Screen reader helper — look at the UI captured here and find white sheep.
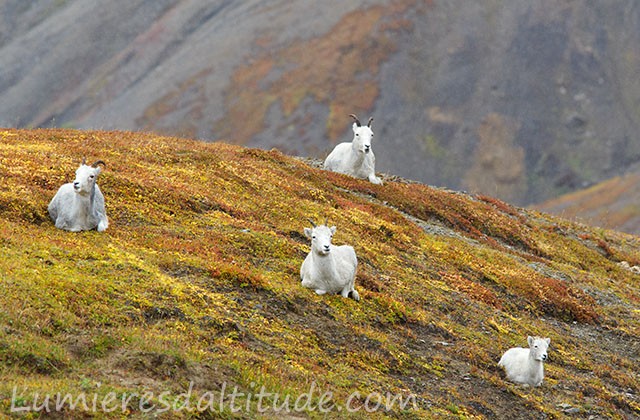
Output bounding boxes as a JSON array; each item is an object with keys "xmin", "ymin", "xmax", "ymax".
[
  {"xmin": 300, "ymin": 219, "xmax": 360, "ymax": 301},
  {"xmin": 323, "ymin": 114, "xmax": 382, "ymax": 185},
  {"xmin": 48, "ymin": 158, "xmax": 108, "ymax": 232},
  {"xmin": 618, "ymin": 261, "xmax": 640, "ymax": 274},
  {"xmin": 498, "ymin": 336, "xmax": 550, "ymax": 387}
]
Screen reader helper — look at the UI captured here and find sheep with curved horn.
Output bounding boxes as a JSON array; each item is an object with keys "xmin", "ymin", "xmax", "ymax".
[
  {"xmin": 323, "ymin": 114, "xmax": 382, "ymax": 185},
  {"xmin": 48, "ymin": 158, "xmax": 109, "ymax": 232}
]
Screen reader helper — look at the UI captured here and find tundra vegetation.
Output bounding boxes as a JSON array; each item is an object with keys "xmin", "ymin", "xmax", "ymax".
[{"xmin": 0, "ymin": 128, "xmax": 638, "ymax": 418}]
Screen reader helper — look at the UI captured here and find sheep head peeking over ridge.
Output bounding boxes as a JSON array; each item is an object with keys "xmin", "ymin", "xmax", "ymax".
[
  {"xmin": 323, "ymin": 114, "xmax": 382, "ymax": 185},
  {"xmin": 48, "ymin": 158, "xmax": 108, "ymax": 232},
  {"xmin": 300, "ymin": 219, "xmax": 360, "ymax": 301}
]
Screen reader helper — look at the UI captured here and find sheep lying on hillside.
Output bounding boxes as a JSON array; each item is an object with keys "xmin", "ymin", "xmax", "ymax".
[
  {"xmin": 618, "ymin": 261, "xmax": 640, "ymax": 274},
  {"xmin": 48, "ymin": 159, "xmax": 108, "ymax": 232},
  {"xmin": 300, "ymin": 219, "xmax": 360, "ymax": 301},
  {"xmin": 498, "ymin": 336, "xmax": 550, "ymax": 387},
  {"xmin": 323, "ymin": 114, "xmax": 382, "ymax": 185}
]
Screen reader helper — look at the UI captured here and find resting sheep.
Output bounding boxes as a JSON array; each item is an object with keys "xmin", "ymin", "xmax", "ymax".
[
  {"xmin": 618, "ymin": 261, "xmax": 640, "ymax": 274},
  {"xmin": 324, "ymin": 114, "xmax": 382, "ymax": 185},
  {"xmin": 48, "ymin": 158, "xmax": 108, "ymax": 232},
  {"xmin": 300, "ymin": 219, "xmax": 360, "ymax": 301},
  {"xmin": 498, "ymin": 336, "xmax": 550, "ymax": 387}
]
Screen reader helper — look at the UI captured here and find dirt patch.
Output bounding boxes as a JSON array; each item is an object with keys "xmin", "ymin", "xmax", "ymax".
[{"xmin": 98, "ymin": 349, "xmax": 238, "ymax": 393}]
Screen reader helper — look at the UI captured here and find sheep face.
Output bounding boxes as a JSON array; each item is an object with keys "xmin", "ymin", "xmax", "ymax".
[
  {"xmin": 352, "ymin": 123, "xmax": 374, "ymax": 154},
  {"xmin": 304, "ymin": 225, "xmax": 337, "ymax": 256},
  {"xmin": 528, "ymin": 336, "xmax": 550, "ymax": 361},
  {"xmin": 73, "ymin": 164, "xmax": 101, "ymax": 196}
]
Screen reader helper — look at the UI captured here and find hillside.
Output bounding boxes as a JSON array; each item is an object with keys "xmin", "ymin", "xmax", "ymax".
[
  {"xmin": 535, "ymin": 170, "xmax": 640, "ymax": 236},
  {"xmin": 0, "ymin": 128, "xmax": 638, "ymax": 418},
  {"xmin": 3, "ymin": 0, "xmax": 640, "ymax": 206}
]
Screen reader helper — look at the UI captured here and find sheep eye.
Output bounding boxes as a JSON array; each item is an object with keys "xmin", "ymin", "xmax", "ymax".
[
  {"xmin": 89, "ymin": 175, "xmax": 95, "ymax": 179},
  {"xmin": 312, "ymin": 236, "xmax": 316, "ymax": 239}
]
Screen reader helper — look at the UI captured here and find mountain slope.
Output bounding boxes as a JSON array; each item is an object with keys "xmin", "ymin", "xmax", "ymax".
[
  {"xmin": 0, "ymin": 128, "xmax": 638, "ymax": 418},
  {"xmin": 3, "ymin": 1, "xmax": 640, "ymax": 205},
  {"xmin": 534, "ymin": 170, "xmax": 640, "ymax": 236}
]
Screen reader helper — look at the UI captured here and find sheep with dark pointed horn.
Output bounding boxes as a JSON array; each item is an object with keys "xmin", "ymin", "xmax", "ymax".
[
  {"xmin": 48, "ymin": 158, "xmax": 109, "ymax": 232},
  {"xmin": 323, "ymin": 114, "xmax": 382, "ymax": 184}
]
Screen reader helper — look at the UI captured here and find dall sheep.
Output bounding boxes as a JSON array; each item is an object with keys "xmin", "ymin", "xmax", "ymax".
[
  {"xmin": 618, "ymin": 261, "xmax": 640, "ymax": 274},
  {"xmin": 323, "ymin": 114, "xmax": 382, "ymax": 185},
  {"xmin": 300, "ymin": 219, "xmax": 360, "ymax": 301},
  {"xmin": 498, "ymin": 336, "xmax": 550, "ymax": 387},
  {"xmin": 48, "ymin": 158, "xmax": 108, "ymax": 232}
]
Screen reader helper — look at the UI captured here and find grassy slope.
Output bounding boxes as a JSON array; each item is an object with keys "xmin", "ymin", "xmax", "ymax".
[
  {"xmin": 534, "ymin": 171, "xmax": 640, "ymax": 236},
  {"xmin": 0, "ymin": 128, "xmax": 638, "ymax": 419}
]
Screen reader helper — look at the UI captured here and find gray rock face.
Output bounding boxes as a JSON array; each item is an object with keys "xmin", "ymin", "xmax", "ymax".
[{"xmin": 2, "ymin": 0, "xmax": 640, "ymax": 205}]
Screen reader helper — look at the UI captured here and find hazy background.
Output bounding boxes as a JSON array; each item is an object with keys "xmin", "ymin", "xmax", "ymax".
[{"xmin": 2, "ymin": 0, "xmax": 640, "ymax": 231}]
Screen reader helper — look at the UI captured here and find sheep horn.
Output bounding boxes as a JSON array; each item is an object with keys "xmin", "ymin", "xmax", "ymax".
[
  {"xmin": 307, "ymin": 218, "xmax": 317, "ymax": 227},
  {"xmin": 367, "ymin": 117, "xmax": 374, "ymax": 127},
  {"xmin": 349, "ymin": 114, "xmax": 362, "ymax": 127},
  {"xmin": 324, "ymin": 217, "xmax": 329, "ymax": 226},
  {"xmin": 81, "ymin": 157, "xmax": 87, "ymax": 165},
  {"xmin": 91, "ymin": 160, "xmax": 106, "ymax": 169}
]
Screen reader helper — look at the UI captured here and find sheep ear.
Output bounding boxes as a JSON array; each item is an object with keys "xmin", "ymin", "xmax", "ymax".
[
  {"xmin": 304, "ymin": 228, "xmax": 313, "ymax": 239},
  {"xmin": 352, "ymin": 122, "xmax": 359, "ymax": 132},
  {"xmin": 330, "ymin": 226, "xmax": 337, "ymax": 235},
  {"xmin": 545, "ymin": 337, "xmax": 550, "ymax": 345},
  {"xmin": 527, "ymin": 336, "xmax": 534, "ymax": 346}
]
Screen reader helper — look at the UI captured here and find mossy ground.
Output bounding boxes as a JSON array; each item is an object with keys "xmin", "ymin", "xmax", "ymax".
[{"xmin": 0, "ymin": 128, "xmax": 638, "ymax": 418}]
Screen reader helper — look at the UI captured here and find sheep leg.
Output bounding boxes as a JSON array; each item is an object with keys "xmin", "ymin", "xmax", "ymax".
[
  {"xmin": 55, "ymin": 218, "xmax": 69, "ymax": 230},
  {"xmin": 301, "ymin": 277, "xmax": 315, "ymax": 288},
  {"xmin": 341, "ymin": 284, "xmax": 360, "ymax": 301},
  {"xmin": 347, "ymin": 274, "xmax": 360, "ymax": 301},
  {"xmin": 368, "ymin": 173, "xmax": 383, "ymax": 185},
  {"xmin": 349, "ymin": 289, "xmax": 360, "ymax": 302},
  {"xmin": 97, "ymin": 217, "xmax": 108, "ymax": 232},
  {"xmin": 301, "ymin": 278, "xmax": 326, "ymax": 295}
]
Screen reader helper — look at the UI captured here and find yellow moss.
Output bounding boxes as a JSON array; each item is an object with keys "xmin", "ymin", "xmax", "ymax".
[{"xmin": 0, "ymin": 128, "xmax": 637, "ymax": 418}]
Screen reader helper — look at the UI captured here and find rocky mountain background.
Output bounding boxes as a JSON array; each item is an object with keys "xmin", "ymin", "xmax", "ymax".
[{"xmin": 2, "ymin": 0, "xmax": 640, "ymax": 207}]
